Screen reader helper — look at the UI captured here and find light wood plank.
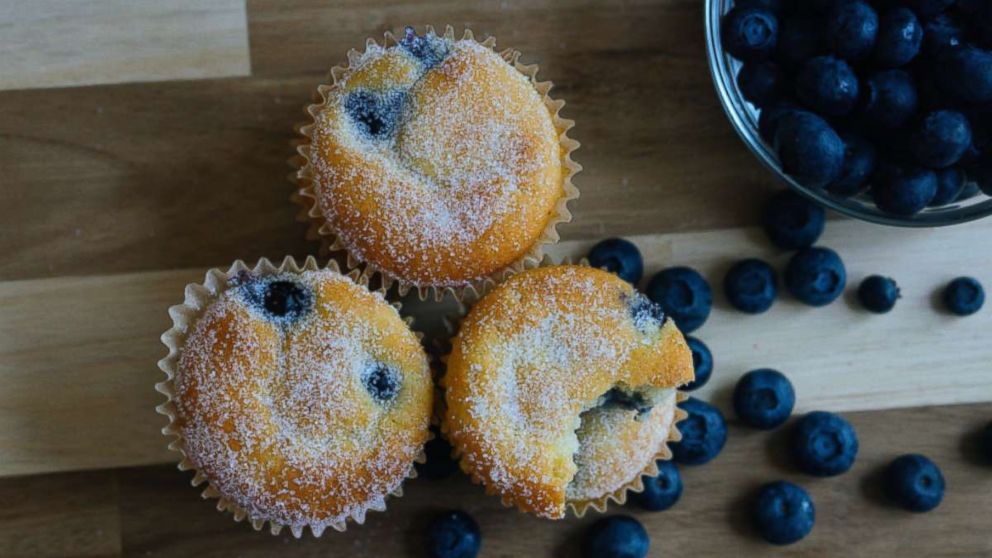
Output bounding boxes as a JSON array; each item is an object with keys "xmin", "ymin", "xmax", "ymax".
[
  {"xmin": 2, "ymin": 217, "xmax": 991, "ymax": 477},
  {"xmin": 0, "ymin": 0, "xmax": 250, "ymax": 91}
]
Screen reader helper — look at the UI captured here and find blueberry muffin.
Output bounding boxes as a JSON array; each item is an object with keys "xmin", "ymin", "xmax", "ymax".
[
  {"xmin": 157, "ymin": 258, "xmax": 432, "ymax": 536},
  {"xmin": 441, "ymin": 265, "xmax": 694, "ymax": 518},
  {"xmin": 294, "ymin": 26, "xmax": 580, "ymax": 295}
]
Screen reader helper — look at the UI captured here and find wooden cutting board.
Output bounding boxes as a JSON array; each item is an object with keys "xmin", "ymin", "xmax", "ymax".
[{"xmin": 1, "ymin": 1, "xmax": 991, "ymax": 557}]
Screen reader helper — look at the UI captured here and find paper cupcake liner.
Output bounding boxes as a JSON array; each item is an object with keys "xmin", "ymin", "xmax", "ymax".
[
  {"xmin": 437, "ymin": 256, "xmax": 690, "ymax": 518},
  {"xmin": 290, "ymin": 25, "xmax": 582, "ymax": 302},
  {"xmin": 155, "ymin": 255, "xmax": 430, "ymax": 537}
]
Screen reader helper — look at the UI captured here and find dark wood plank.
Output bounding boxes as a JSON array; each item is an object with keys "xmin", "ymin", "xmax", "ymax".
[
  {"xmin": 0, "ymin": 470, "xmax": 121, "ymax": 558},
  {"xmin": 111, "ymin": 403, "xmax": 992, "ymax": 557},
  {"xmin": 0, "ymin": 0, "xmax": 774, "ymax": 282}
]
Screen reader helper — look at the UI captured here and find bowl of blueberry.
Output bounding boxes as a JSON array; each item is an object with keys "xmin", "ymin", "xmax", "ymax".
[{"xmin": 705, "ymin": 0, "xmax": 992, "ymax": 226}]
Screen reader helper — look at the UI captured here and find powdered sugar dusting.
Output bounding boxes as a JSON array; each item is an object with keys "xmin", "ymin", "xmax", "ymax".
[
  {"xmin": 173, "ymin": 270, "xmax": 431, "ymax": 531},
  {"xmin": 444, "ymin": 266, "xmax": 688, "ymax": 517},
  {"xmin": 310, "ymin": 35, "xmax": 563, "ymax": 286}
]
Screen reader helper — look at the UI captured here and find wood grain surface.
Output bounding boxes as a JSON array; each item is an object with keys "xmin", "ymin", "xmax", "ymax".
[{"xmin": 1, "ymin": 0, "xmax": 991, "ymax": 556}]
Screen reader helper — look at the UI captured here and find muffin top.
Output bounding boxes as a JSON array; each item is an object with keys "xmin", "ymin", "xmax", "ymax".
[
  {"xmin": 304, "ymin": 28, "xmax": 571, "ymax": 288},
  {"xmin": 442, "ymin": 265, "xmax": 693, "ymax": 518},
  {"xmin": 172, "ymin": 268, "xmax": 432, "ymax": 533}
]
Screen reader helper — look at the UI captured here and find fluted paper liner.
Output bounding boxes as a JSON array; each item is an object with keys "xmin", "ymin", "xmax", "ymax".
[
  {"xmin": 155, "ymin": 256, "xmax": 430, "ymax": 537},
  {"xmin": 290, "ymin": 25, "xmax": 582, "ymax": 302},
  {"xmin": 437, "ymin": 256, "xmax": 691, "ymax": 519}
]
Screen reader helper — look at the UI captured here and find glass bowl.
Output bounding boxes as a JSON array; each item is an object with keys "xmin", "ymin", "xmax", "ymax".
[{"xmin": 703, "ymin": 0, "xmax": 992, "ymax": 227}]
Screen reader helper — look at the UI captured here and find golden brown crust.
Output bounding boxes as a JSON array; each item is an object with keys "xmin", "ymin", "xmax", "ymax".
[{"xmin": 442, "ymin": 265, "xmax": 693, "ymax": 518}]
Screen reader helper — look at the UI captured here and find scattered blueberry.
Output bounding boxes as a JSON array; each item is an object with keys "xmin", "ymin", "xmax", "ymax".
[
  {"xmin": 600, "ymin": 388, "xmax": 655, "ymax": 417},
  {"xmin": 583, "ymin": 515, "xmax": 650, "ymax": 558},
  {"xmin": 784, "ymin": 247, "xmax": 847, "ymax": 307},
  {"xmin": 763, "ymin": 190, "xmax": 827, "ymax": 250},
  {"xmin": 399, "ymin": 26, "xmax": 449, "ymax": 68},
  {"xmin": 935, "ymin": 46, "xmax": 992, "ymax": 105},
  {"xmin": 721, "ymin": 6, "xmax": 780, "ymax": 62},
  {"xmin": 627, "ymin": 291, "xmax": 666, "ymax": 334},
  {"xmin": 588, "ymin": 238, "xmax": 644, "ymax": 284},
  {"xmin": 859, "ymin": 69, "xmax": 919, "ymax": 129},
  {"xmin": 884, "ymin": 454, "xmax": 945, "ymax": 512},
  {"xmin": 776, "ymin": 18, "xmax": 824, "ymax": 69},
  {"xmin": 912, "ymin": 111, "xmax": 972, "ymax": 169},
  {"xmin": 872, "ymin": 7, "xmax": 923, "ymax": 68},
  {"xmin": 921, "ymin": 13, "xmax": 964, "ymax": 56},
  {"xmin": 825, "ymin": 1, "xmax": 879, "ymax": 61},
  {"xmin": 738, "ymin": 61, "xmax": 786, "ymax": 108},
  {"xmin": 631, "ymin": 461, "xmax": 683, "ymax": 512},
  {"xmin": 240, "ymin": 278, "xmax": 314, "ymax": 322},
  {"xmin": 417, "ymin": 427, "xmax": 459, "ymax": 480},
  {"xmin": 724, "ymin": 258, "xmax": 778, "ymax": 313},
  {"xmin": 683, "ymin": 336, "xmax": 713, "ymax": 392},
  {"xmin": 645, "ymin": 267, "xmax": 712, "ymax": 333},
  {"xmin": 363, "ymin": 363, "xmax": 402, "ymax": 403},
  {"xmin": 796, "ymin": 56, "xmax": 860, "ymax": 116},
  {"xmin": 857, "ymin": 275, "xmax": 901, "ymax": 313},
  {"xmin": 733, "ymin": 369, "xmax": 796, "ymax": 430},
  {"xmin": 773, "ymin": 110, "xmax": 846, "ymax": 187},
  {"xmin": 753, "ymin": 481, "xmax": 816, "ymax": 545},
  {"xmin": 828, "ymin": 132, "xmax": 877, "ymax": 196},
  {"xmin": 792, "ymin": 411, "xmax": 859, "ymax": 476},
  {"xmin": 425, "ymin": 510, "xmax": 481, "ymax": 558},
  {"xmin": 943, "ymin": 276, "xmax": 985, "ymax": 316},
  {"xmin": 343, "ymin": 89, "xmax": 405, "ymax": 140},
  {"xmin": 930, "ymin": 167, "xmax": 966, "ymax": 206},
  {"xmin": 671, "ymin": 397, "xmax": 728, "ymax": 466},
  {"xmin": 872, "ymin": 165, "xmax": 938, "ymax": 215}
]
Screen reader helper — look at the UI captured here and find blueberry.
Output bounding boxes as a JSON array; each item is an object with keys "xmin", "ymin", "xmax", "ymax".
[
  {"xmin": 930, "ymin": 167, "xmax": 967, "ymax": 205},
  {"xmin": 935, "ymin": 46, "xmax": 992, "ymax": 105},
  {"xmin": 600, "ymin": 388, "xmax": 654, "ymax": 417},
  {"xmin": 796, "ymin": 56, "xmax": 860, "ymax": 116},
  {"xmin": 753, "ymin": 481, "xmax": 816, "ymax": 545},
  {"xmin": 724, "ymin": 259, "xmax": 778, "ymax": 313},
  {"xmin": 884, "ymin": 454, "xmax": 945, "ymax": 512},
  {"xmin": 362, "ymin": 363, "xmax": 401, "ymax": 403},
  {"xmin": 758, "ymin": 101, "xmax": 800, "ymax": 143},
  {"xmin": 943, "ymin": 276, "xmax": 985, "ymax": 315},
  {"xmin": 733, "ymin": 369, "xmax": 796, "ymax": 430},
  {"xmin": 343, "ymin": 89, "xmax": 405, "ymax": 140},
  {"xmin": 981, "ymin": 421, "xmax": 992, "ymax": 464},
  {"xmin": 645, "ymin": 267, "xmax": 712, "ymax": 333},
  {"xmin": 774, "ymin": 111, "xmax": 846, "ymax": 187},
  {"xmin": 873, "ymin": 7, "xmax": 923, "ymax": 67},
  {"xmin": 425, "ymin": 510, "xmax": 481, "ymax": 558},
  {"xmin": 738, "ymin": 61, "xmax": 786, "ymax": 108},
  {"xmin": 825, "ymin": 1, "xmax": 879, "ymax": 61},
  {"xmin": 921, "ymin": 13, "xmax": 964, "ymax": 56},
  {"xmin": 785, "ymin": 247, "xmax": 847, "ymax": 306},
  {"xmin": 583, "ymin": 515, "xmax": 649, "ymax": 558},
  {"xmin": 792, "ymin": 411, "xmax": 859, "ymax": 476},
  {"xmin": 859, "ymin": 69, "xmax": 919, "ymax": 129},
  {"xmin": 721, "ymin": 7, "xmax": 780, "ymax": 62},
  {"xmin": 913, "ymin": 110, "xmax": 972, "ymax": 169},
  {"xmin": 399, "ymin": 26, "xmax": 449, "ymax": 68},
  {"xmin": 775, "ymin": 18, "xmax": 824, "ymax": 69},
  {"xmin": 671, "ymin": 397, "xmax": 728, "ymax": 466},
  {"xmin": 243, "ymin": 279, "xmax": 314, "ymax": 322},
  {"xmin": 416, "ymin": 427, "xmax": 459, "ymax": 480},
  {"xmin": 763, "ymin": 191, "xmax": 826, "ymax": 250},
  {"xmin": 683, "ymin": 336, "xmax": 713, "ymax": 392},
  {"xmin": 872, "ymin": 165, "xmax": 938, "ymax": 215},
  {"xmin": 588, "ymin": 238, "xmax": 644, "ymax": 284},
  {"xmin": 627, "ymin": 291, "xmax": 666, "ymax": 333},
  {"xmin": 631, "ymin": 461, "xmax": 683, "ymax": 512},
  {"xmin": 828, "ymin": 132, "xmax": 877, "ymax": 196},
  {"xmin": 857, "ymin": 275, "xmax": 901, "ymax": 313}
]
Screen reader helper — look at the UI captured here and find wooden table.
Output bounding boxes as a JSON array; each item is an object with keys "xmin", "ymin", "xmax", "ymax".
[{"xmin": 2, "ymin": 1, "xmax": 991, "ymax": 556}]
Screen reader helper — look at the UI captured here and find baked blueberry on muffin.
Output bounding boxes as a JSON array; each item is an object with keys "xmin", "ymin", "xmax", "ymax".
[
  {"xmin": 157, "ymin": 258, "xmax": 433, "ymax": 536},
  {"xmin": 441, "ymin": 265, "xmax": 694, "ymax": 518},
  {"xmin": 294, "ymin": 27, "xmax": 580, "ymax": 295}
]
